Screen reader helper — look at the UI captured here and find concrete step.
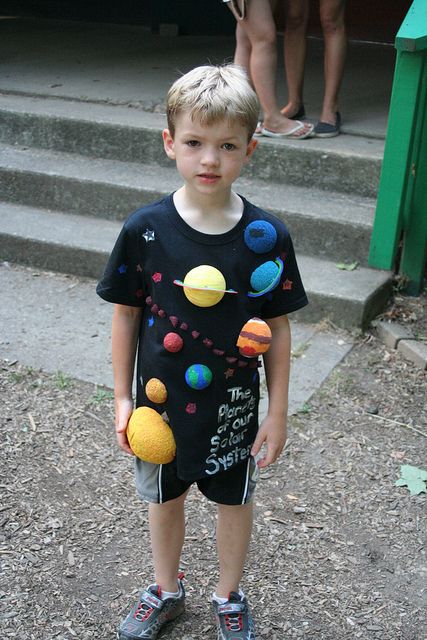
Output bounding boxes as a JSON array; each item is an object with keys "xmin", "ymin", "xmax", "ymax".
[
  {"xmin": 0, "ymin": 93, "xmax": 384, "ymax": 197},
  {"xmin": 0, "ymin": 143, "xmax": 376, "ymax": 265},
  {"xmin": 0, "ymin": 202, "xmax": 392, "ymax": 329}
]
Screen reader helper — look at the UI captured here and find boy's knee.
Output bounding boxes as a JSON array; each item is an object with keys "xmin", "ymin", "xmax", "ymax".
[{"xmin": 217, "ymin": 502, "xmax": 253, "ymax": 514}]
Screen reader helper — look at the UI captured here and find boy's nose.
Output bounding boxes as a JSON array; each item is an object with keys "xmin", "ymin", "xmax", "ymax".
[{"xmin": 201, "ymin": 148, "xmax": 220, "ymax": 167}]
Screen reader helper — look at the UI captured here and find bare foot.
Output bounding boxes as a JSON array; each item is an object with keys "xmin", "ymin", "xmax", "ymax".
[
  {"xmin": 280, "ymin": 102, "xmax": 305, "ymax": 119},
  {"xmin": 318, "ymin": 109, "xmax": 339, "ymax": 125}
]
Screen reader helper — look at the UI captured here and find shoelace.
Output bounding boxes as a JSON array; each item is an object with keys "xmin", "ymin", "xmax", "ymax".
[
  {"xmin": 134, "ymin": 600, "xmax": 154, "ymax": 623},
  {"xmin": 224, "ymin": 611, "xmax": 243, "ymax": 632}
]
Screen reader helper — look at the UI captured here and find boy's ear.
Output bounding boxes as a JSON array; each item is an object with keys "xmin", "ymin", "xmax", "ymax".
[
  {"xmin": 162, "ymin": 129, "xmax": 176, "ymax": 160},
  {"xmin": 245, "ymin": 138, "xmax": 258, "ymax": 161}
]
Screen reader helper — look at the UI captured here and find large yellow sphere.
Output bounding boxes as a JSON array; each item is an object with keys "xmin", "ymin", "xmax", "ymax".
[
  {"xmin": 127, "ymin": 407, "xmax": 176, "ymax": 464},
  {"xmin": 183, "ymin": 265, "xmax": 226, "ymax": 307}
]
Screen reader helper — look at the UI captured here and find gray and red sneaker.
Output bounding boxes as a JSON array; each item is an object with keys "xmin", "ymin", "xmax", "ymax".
[
  {"xmin": 117, "ymin": 576, "xmax": 185, "ymax": 639},
  {"xmin": 212, "ymin": 592, "xmax": 256, "ymax": 640}
]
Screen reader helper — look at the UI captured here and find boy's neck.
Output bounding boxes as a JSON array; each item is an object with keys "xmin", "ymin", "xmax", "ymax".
[{"xmin": 173, "ymin": 186, "xmax": 244, "ymax": 235}]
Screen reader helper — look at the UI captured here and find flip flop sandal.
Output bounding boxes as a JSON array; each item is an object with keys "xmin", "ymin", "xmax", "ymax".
[
  {"xmin": 254, "ymin": 120, "xmax": 264, "ymax": 136},
  {"xmin": 314, "ymin": 112, "xmax": 341, "ymax": 138},
  {"xmin": 261, "ymin": 120, "xmax": 314, "ymax": 140}
]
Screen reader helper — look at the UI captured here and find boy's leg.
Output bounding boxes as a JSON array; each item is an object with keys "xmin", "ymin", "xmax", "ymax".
[
  {"xmin": 149, "ymin": 491, "xmax": 188, "ymax": 593},
  {"xmin": 118, "ymin": 491, "xmax": 188, "ymax": 640},
  {"xmin": 215, "ymin": 502, "xmax": 253, "ymax": 597}
]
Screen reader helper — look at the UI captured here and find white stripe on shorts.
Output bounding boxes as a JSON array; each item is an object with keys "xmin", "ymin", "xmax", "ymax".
[
  {"xmin": 241, "ymin": 457, "xmax": 251, "ymax": 504},
  {"xmin": 158, "ymin": 464, "xmax": 163, "ymax": 504}
]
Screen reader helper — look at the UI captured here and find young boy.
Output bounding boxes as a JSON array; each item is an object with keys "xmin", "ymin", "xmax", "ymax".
[{"xmin": 97, "ymin": 64, "xmax": 308, "ymax": 640}]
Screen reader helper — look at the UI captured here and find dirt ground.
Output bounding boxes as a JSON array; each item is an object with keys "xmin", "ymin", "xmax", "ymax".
[{"xmin": 1, "ymin": 292, "xmax": 426, "ymax": 640}]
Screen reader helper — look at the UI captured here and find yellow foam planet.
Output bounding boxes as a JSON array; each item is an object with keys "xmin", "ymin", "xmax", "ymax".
[
  {"xmin": 174, "ymin": 265, "xmax": 237, "ymax": 307},
  {"xmin": 127, "ymin": 407, "xmax": 176, "ymax": 464}
]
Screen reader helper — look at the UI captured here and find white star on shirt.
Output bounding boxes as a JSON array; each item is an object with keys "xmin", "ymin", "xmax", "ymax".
[{"xmin": 142, "ymin": 229, "xmax": 155, "ymax": 242}]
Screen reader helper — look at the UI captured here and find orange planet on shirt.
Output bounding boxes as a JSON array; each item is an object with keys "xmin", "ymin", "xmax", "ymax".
[
  {"xmin": 145, "ymin": 378, "xmax": 168, "ymax": 404},
  {"xmin": 237, "ymin": 317, "xmax": 272, "ymax": 358}
]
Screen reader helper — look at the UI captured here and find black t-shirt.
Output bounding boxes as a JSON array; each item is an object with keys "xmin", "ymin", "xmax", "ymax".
[{"xmin": 97, "ymin": 194, "xmax": 308, "ymax": 481}]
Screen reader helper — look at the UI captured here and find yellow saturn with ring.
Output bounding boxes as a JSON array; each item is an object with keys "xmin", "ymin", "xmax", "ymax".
[{"xmin": 174, "ymin": 265, "xmax": 237, "ymax": 307}]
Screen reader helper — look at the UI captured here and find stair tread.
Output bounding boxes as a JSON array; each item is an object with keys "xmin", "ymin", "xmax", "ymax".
[
  {"xmin": 0, "ymin": 143, "xmax": 375, "ymax": 227},
  {"xmin": 0, "ymin": 202, "xmax": 390, "ymax": 301},
  {"xmin": 0, "ymin": 93, "xmax": 385, "ymax": 158}
]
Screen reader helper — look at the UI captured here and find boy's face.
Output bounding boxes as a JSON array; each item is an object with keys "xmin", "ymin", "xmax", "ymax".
[{"xmin": 163, "ymin": 111, "xmax": 257, "ymax": 199}]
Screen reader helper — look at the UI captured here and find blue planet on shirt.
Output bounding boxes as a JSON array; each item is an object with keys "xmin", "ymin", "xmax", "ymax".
[
  {"xmin": 244, "ymin": 220, "xmax": 277, "ymax": 254},
  {"xmin": 185, "ymin": 364, "xmax": 213, "ymax": 390},
  {"xmin": 247, "ymin": 257, "xmax": 284, "ymax": 297}
]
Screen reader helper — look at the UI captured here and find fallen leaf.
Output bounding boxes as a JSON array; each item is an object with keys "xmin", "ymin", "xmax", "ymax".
[
  {"xmin": 336, "ymin": 261, "xmax": 359, "ymax": 271},
  {"xmin": 395, "ymin": 464, "xmax": 427, "ymax": 495}
]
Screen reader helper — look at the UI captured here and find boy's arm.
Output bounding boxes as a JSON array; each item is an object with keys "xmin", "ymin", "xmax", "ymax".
[
  {"xmin": 251, "ymin": 315, "xmax": 291, "ymax": 468},
  {"xmin": 112, "ymin": 303, "xmax": 142, "ymax": 455}
]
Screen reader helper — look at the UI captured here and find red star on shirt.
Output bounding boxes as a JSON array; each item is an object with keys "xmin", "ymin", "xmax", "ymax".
[{"xmin": 283, "ymin": 279, "xmax": 293, "ymax": 291}]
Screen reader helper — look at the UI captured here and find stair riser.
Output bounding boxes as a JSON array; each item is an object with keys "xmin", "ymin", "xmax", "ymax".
[
  {"xmin": 249, "ymin": 144, "xmax": 381, "ymax": 198},
  {"xmin": 1, "ymin": 168, "xmax": 372, "ymax": 264},
  {"xmin": 0, "ymin": 110, "xmax": 381, "ymax": 197},
  {"xmin": 0, "ymin": 110, "xmax": 165, "ymax": 168},
  {"xmin": 0, "ymin": 169, "xmax": 163, "ymax": 220},
  {"xmin": 270, "ymin": 209, "xmax": 371, "ymax": 265},
  {"xmin": 0, "ymin": 235, "xmax": 107, "ymax": 280},
  {"xmin": 294, "ymin": 281, "xmax": 392, "ymax": 330},
  {"xmin": 0, "ymin": 233, "xmax": 388, "ymax": 328}
]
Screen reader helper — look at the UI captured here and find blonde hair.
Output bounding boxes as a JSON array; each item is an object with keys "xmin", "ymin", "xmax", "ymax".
[{"xmin": 166, "ymin": 64, "xmax": 260, "ymax": 140}]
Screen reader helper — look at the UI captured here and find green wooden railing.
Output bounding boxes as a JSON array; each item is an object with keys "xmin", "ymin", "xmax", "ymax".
[{"xmin": 368, "ymin": 0, "xmax": 427, "ymax": 295}]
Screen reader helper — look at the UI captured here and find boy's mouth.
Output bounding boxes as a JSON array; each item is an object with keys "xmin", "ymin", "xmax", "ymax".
[{"xmin": 198, "ymin": 173, "xmax": 220, "ymax": 182}]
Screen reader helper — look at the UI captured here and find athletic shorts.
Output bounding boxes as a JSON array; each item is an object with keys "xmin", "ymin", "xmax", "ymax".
[{"xmin": 134, "ymin": 456, "xmax": 259, "ymax": 505}]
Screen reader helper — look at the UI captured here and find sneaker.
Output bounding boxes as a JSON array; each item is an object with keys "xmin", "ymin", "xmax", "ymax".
[
  {"xmin": 118, "ymin": 577, "xmax": 185, "ymax": 639},
  {"xmin": 212, "ymin": 592, "xmax": 256, "ymax": 640}
]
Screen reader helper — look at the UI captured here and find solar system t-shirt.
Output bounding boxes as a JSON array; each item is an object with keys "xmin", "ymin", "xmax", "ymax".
[{"xmin": 97, "ymin": 194, "xmax": 308, "ymax": 481}]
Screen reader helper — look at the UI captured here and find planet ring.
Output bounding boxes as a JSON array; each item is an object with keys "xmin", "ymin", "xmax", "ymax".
[
  {"xmin": 247, "ymin": 258, "xmax": 284, "ymax": 298},
  {"xmin": 174, "ymin": 280, "xmax": 237, "ymax": 294}
]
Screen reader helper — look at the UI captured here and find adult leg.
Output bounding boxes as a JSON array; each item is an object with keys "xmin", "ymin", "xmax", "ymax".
[
  {"xmin": 149, "ymin": 492, "xmax": 187, "ymax": 592},
  {"xmin": 215, "ymin": 502, "xmax": 253, "ymax": 597},
  {"xmin": 319, "ymin": 0, "xmax": 346, "ymax": 124},
  {"xmin": 282, "ymin": 0, "xmax": 309, "ymax": 117},
  {"xmin": 239, "ymin": 0, "xmax": 312, "ymax": 136},
  {"xmin": 234, "ymin": 22, "xmax": 252, "ymax": 74}
]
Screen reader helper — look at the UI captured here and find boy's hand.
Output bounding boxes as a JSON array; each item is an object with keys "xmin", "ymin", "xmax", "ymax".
[
  {"xmin": 115, "ymin": 397, "xmax": 135, "ymax": 456},
  {"xmin": 251, "ymin": 413, "xmax": 287, "ymax": 468}
]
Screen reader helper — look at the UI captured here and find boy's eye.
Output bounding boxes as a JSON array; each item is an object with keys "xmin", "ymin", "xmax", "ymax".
[
  {"xmin": 186, "ymin": 140, "xmax": 200, "ymax": 147},
  {"xmin": 222, "ymin": 143, "xmax": 236, "ymax": 151}
]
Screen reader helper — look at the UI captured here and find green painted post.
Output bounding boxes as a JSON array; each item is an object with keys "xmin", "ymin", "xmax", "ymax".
[
  {"xmin": 399, "ymin": 58, "xmax": 427, "ymax": 295},
  {"xmin": 368, "ymin": 0, "xmax": 427, "ymax": 293},
  {"xmin": 368, "ymin": 52, "xmax": 422, "ymax": 269}
]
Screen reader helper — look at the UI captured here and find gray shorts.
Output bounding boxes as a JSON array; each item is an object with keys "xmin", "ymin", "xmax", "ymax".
[{"xmin": 134, "ymin": 456, "xmax": 259, "ymax": 505}]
